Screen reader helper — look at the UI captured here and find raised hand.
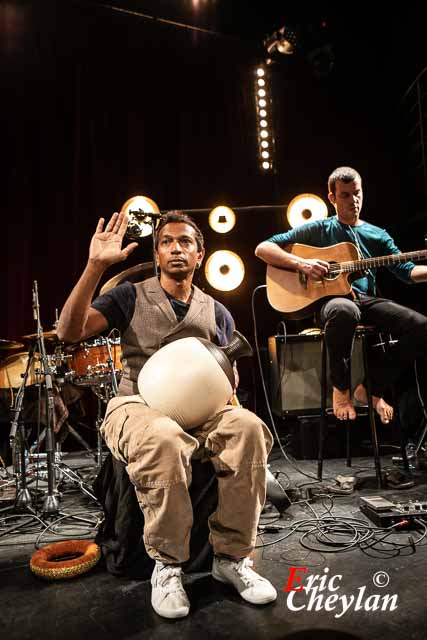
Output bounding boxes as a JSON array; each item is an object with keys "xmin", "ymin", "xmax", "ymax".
[{"xmin": 89, "ymin": 212, "xmax": 139, "ymax": 268}]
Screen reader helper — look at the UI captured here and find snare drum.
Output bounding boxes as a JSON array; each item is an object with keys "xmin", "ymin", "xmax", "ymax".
[{"xmin": 70, "ymin": 338, "xmax": 122, "ymax": 386}]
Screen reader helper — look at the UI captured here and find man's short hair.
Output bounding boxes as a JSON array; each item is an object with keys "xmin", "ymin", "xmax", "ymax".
[
  {"xmin": 155, "ymin": 211, "xmax": 204, "ymax": 251},
  {"xmin": 328, "ymin": 167, "xmax": 362, "ymax": 195}
]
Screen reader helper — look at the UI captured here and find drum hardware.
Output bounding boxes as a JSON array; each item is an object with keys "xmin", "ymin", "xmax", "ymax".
[
  {"xmin": 67, "ymin": 337, "xmax": 122, "ymax": 387},
  {"xmin": 29, "ymin": 280, "xmax": 60, "ymax": 516},
  {"xmin": 7, "ymin": 325, "xmax": 122, "ymax": 503},
  {"xmin": 29, "ymin": 421, "xmax": 95, "ymax": 459},
  {"xmin": 27, "ymin": 330, "xmax": 122, "ymax": 490},
  {"xmin": 9, "ymin": 340, "xmax": 39, "ymax": 512},
  {"xmin": 104, "ymin": 333, "xmax": 119, "ymax": 396},
  {"xmin": 92, "ymin": 332, "xmax": 120, "ymax": 469},
  {"xmin": 0, "ymin": 338, "xmax": 24, "ymax": 350},
  {"xmin": 53, "ymin": 460, "xmax": 98, "ymax": 503}
]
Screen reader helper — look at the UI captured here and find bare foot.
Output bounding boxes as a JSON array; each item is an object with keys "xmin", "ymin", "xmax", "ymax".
[
  {"xmin": 333, "ymin": 387, "xmax": 356, "ymax": 421},
  {"xmin": 374, "ymin": 397, "xmax": 394, "ymax": 424},
  {"xmin": 353, "ymin": 384, "xmax": 394, "ymax": 424}
]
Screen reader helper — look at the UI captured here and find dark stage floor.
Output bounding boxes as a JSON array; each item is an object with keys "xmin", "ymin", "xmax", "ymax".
[{"xmin": 1, "ymin": 447, "xmax": 427, "ymax": 640}]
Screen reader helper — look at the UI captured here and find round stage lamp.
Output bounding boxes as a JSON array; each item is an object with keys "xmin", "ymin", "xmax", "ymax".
[
  {"xmin": 209, "ymin": 206, "xmax": 236, "ymax": 234},
  {"xmin": 138, "ymin": 331, "xmax": 253, "ymax": 429},
  {"xmin": 286, "ymin": 193, "xmax": 328, "ymax": 229},
  {"xmin": 121, "ymin": 195, "xmax": 160, "ymax": 238},
  {"xmin": 205, "ymin": 251, "xmax": 245, "ymax": 292}
]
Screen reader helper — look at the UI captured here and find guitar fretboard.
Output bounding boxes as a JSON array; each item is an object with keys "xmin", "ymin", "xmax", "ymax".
[{"xmin": 329, "ymin": 249, "xmax": 427, "ymax": 275}]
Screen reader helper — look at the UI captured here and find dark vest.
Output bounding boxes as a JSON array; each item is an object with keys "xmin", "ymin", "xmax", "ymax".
[{"xmin": 118, "ymin": 277, "xmax": 217, "ymax": 396}]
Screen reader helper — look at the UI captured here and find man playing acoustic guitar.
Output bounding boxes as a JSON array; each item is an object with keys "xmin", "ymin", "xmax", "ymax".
[{"xmin": 255, "ymin": 166, "xmax": 427, "ymax": 423}]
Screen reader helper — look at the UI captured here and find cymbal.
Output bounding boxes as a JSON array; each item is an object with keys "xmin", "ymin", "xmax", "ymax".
[
  {"xmin": 100, "ymin": 261, "xmax": 154, "ymax": 295},
  {"xmin": 22, "ymin": 330, "xmax": 58, "ymax": 341},
  {"xmin": 0, "ymin": 338, "xmax": 24, "ymax": 350}
]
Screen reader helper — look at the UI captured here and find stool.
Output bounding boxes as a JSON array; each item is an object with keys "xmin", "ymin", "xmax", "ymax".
[{"xmin": 317, "ymin": 326, "xmax": 384, "ymax": 488}]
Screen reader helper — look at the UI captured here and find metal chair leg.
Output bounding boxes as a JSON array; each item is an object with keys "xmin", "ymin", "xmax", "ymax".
[
  {"xmin": 318, "ymin": 332, "xmax": 328, "ymax": 480},
  {"xmin": 346, "ymin": 420, "xmax": 352, "ymax": 467},
  {"xmin": 361, "ymin": 332, "xmax": 384, "ymax": 488}
]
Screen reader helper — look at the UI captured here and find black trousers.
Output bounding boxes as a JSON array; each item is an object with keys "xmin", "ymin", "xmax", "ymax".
[{"xmin": 320, "ymin": 294, "xmax": 427, "ymax": 396}]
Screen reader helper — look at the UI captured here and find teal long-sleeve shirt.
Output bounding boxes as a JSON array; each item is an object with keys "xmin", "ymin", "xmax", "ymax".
[{"xmin": 266, "ymin": 216, "xmax": 415, "ymax": 296}]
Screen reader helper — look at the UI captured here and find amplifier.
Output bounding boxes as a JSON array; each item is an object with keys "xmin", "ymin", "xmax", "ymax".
[
  {"xmin": 268, "ymin": 333, "xmax": 365, "ymax": 416},
  {"xmin": 360, "ymin": 495, "xmax": 427, "ymax": 528}
]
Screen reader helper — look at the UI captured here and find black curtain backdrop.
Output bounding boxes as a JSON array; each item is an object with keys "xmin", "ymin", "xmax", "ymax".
[{"xmin": 2, "ymin": 0, "xmax": 426, "ymax": 352}]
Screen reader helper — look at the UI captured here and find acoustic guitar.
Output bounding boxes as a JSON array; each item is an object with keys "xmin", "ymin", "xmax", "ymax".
[{"xmin": 266, "ymin": 241, "xmax": 427, "ymax": 318}]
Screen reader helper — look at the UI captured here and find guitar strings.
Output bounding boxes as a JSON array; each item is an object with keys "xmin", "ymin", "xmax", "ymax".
[{"xmin": 327, "ymin": 224, "xmax": 375, "ymax": 284}]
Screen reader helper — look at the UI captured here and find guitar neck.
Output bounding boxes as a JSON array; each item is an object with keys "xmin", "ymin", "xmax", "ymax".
[{"xmin": 337, "ymin": 249, "xmax": 427, "ymax": 273}]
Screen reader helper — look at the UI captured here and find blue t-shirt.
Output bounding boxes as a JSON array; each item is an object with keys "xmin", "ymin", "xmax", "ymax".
[
  {"xmin": 91, "ymin": 281, "xmax": 234, "ymax": 347},
  {"xmin": 267, "ymin": 216, "xmax": 415, "ymax": 296}
]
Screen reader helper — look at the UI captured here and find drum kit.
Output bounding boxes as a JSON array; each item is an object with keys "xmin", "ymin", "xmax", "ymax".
[
  {"xmin": 0, "ymin": 296, "xmax": 123, "ymax": 516},
  {"xmin": 0, "ymin": 256, "xmax": 156, "ymax": 516},
  {"xmin": 0, "ymin": 334, "xmax": 122, "ymax": 394}
]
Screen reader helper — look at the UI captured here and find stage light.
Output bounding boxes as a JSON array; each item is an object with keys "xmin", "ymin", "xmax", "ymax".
[
  {"xmin": 264, "ymin": 25, "xmax": 299, "ymax": 56},
  {"xmin": 205, "ymin": 250, "xmax": 245, "ymax": 291},
  {"xmin": 121, "ymin": 195, "xmax": 160, "ymax": 238},
  {"xmin": 208, "ymin": 206, "xmax": 236, "ymax": 234},
  {"xmin": 254, "ymin": 65, "xmax": 275, "ymax": 172},
  {"xmin": 286, "ymin": 193, "xmax": 328, "ymax": 229}
]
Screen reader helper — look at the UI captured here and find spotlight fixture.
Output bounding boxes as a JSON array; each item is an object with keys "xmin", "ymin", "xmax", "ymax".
[
  {"xmin": 286, "ymin": 193, "xmax": 328, "ymax": 229},
  {"xmin": 121, "ymin": 195, "xmax": 160, "ymax": 238},
  {"xmin": 254, "ymin": 65, "xmax": 275, "ymax": 172},
  {"xmin": 209, "ymin": 206, "xmax": 236, "ymax": 234},
  {"xmin": 205, "ymin": 250, "xmax": 245, "ymax": 292},
  {"xmin": 264, "ymin": 22, "xmax": 334, "ymax": 78},
  {"xmin": 264, "ymin": 25, "xmax": 298, "ymax": 56}
]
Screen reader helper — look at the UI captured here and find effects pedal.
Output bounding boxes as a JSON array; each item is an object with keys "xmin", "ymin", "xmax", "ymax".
[{"xmin": 360, "ymin": 495, "xmax": 427, "ymax": 528}]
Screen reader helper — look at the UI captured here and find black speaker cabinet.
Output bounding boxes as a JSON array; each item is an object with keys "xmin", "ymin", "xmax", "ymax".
[{"xmin": 268, "ymin": 333, "xmax": 365, "ymax": 416}]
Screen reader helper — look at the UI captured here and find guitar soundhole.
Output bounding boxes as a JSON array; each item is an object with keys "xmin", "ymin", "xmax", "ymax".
[{"xmin": 324, "ymin": 261, "xmax": 341, "ymax": 281}]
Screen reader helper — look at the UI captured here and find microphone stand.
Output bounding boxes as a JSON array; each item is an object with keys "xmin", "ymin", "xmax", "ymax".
[
  {"xmin": 91, "ymin": 336, "xmax": 119, "ymax": 470},
  {"xmin": 105, "ymin": 336, "xmax": 119, "ymax": 397},
  {"xmin": 32, "ymin": 280, "xmax": 60, "ymax": 515},
  {"xmin": 9, "ymin": 341, "xmax": 38, "ymax": 511}
]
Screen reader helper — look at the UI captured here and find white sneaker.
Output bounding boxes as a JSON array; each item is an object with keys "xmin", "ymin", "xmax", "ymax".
[
  {"xmin": 212, "ymin": 556, "xmax": 277, "ymax": 605},
  {"xmin": 151, "ymin": 561, "xmax": 190, "ymax": 619}
]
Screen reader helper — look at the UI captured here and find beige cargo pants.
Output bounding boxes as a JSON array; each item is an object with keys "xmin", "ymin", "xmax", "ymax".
[{"xmin": 101, "ymin": 401, "xmax": 273, "ymax": 564}]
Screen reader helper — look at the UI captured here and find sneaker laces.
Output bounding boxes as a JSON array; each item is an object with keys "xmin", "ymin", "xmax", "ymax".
[
  {"xmin": 233, "ymin": 557, "xmax": 260, "ymax": 587},
  {"xmin": 154, "ymin": 565, "xmax": 185, "ymax": 594}
]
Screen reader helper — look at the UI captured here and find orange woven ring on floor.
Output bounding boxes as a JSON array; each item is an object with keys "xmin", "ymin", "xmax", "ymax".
[{"xmin": 30, "ymin": 540, "xmax": 101, "ymax": 580}]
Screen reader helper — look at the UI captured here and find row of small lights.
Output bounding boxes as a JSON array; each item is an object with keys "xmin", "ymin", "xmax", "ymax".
[{"xmin": 255, "ymin": 66, "xmax": 273, "ymax": 171}]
